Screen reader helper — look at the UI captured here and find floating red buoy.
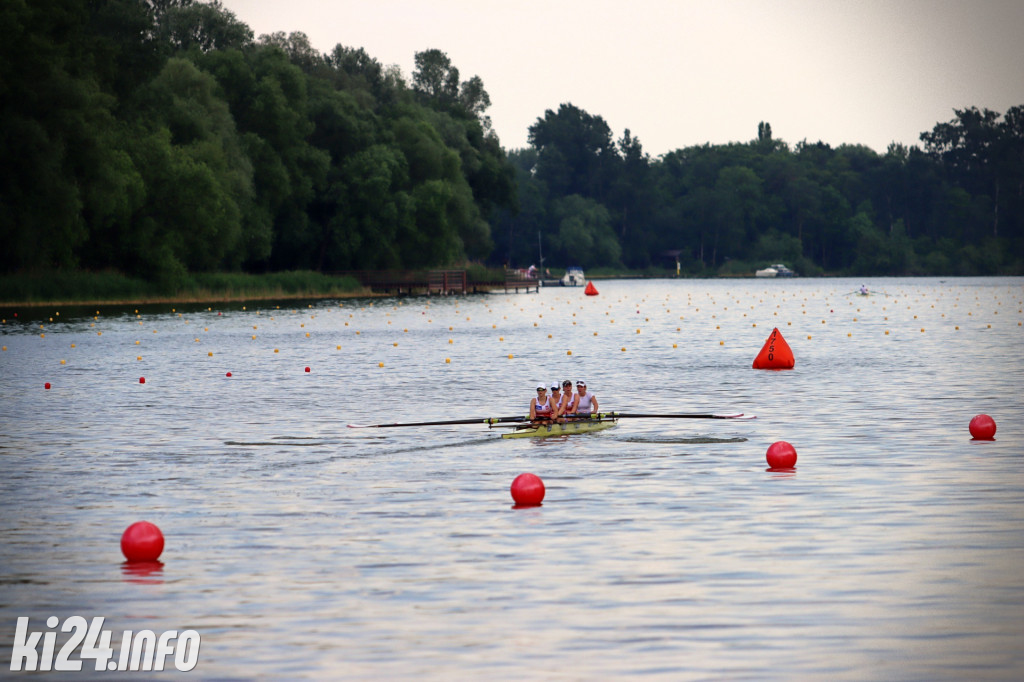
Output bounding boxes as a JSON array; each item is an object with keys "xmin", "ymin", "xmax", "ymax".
[
  {"xmin": 584, "ymin": 281, "xmax": 599, "ymax": 296},
  {"xmin": 44, "ymin": 382, "xmax": 51, "ymax": 390},
  {"xmin": 511, "ymin": 473, "xmax": 545, "ymax": 506},
  {"xmin": 969, "ymin": 414, "xmax": 996, "ymax": 440},
  {"xmin": 304, "ymin": 366, "xmax": 310, "ymax": 373},
  {"xmin": 766, "ymin": 441, "xmax": 797, "ymax": 469},
  {"xmin": 121, "ymin": 521, "xmax": 164, "ymax": 562},
  {"xmin": 225, "ymin": 372, "xmax": 232, "ymax": 377},
  {"xmin": 753, "ymin": 327, "xmax": 795, "ymax": 370},
  {"xmin": 139, "ymin": 377, "xmax": 146, "ymax": 384}
]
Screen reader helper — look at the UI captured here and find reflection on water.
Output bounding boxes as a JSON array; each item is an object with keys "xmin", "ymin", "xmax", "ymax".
[{"xmin": 1, "ymin": 277, "xmax": 1023, "ymax": 679}]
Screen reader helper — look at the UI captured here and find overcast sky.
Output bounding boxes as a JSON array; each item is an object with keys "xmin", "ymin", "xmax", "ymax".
[{"xmin": 218, "ymin": 0, "xmax": 1024, "ymax": 157}]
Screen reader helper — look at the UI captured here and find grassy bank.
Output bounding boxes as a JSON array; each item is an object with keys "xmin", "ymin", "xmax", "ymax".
[{"xmin": 0, "ymin": 270, "xmax": 366, "ymax": 306}]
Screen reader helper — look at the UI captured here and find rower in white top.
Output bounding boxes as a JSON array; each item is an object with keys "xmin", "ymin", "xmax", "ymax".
[
  {"xmin": 572, "ymin": 380, "xmax": 598, "ymax": 417},
  {"xmin": 530, "ymin": 383, "xmax": 555, "ymax": 424}
]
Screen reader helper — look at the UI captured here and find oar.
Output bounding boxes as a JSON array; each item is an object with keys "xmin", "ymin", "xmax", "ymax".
[
  {"xmin": 568, "ymin": 412, "xmax": 756, "ymax": 420},
  {"xmin": 347, "ymin": 415, "xmax": 530, "ymax": 429}
]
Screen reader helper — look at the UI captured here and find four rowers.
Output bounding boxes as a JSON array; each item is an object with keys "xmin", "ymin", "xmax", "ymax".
[{"xmin": 530, "ymin": 380, "xmax": 598, "ymax": 424}]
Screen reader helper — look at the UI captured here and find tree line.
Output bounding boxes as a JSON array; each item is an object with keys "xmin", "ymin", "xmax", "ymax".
[
  {"xmin": 2, "ymin": 0, "xmax": 1021, "ymax": 283},
  {"xmin": 496, "ymin": 106, "xmax": 1024, "ymax": 276}
]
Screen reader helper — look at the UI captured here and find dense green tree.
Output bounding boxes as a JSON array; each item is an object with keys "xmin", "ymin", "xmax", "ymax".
[{"xmin": 2, "ymin": 0, "xmax": 1019, "ymax": 280}]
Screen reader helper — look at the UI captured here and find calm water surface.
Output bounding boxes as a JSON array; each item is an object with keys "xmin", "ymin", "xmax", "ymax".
[{"xmin": 1, "ymin": 277, "xmax": 1022, "ymax": 679}]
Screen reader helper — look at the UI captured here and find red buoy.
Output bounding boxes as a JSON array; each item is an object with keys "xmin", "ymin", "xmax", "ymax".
[
  {"xmin": 753, "ymin": 327, "xmax": 795, "ymax": 370},
  {"xmin": 121, "ymin": 521, "xmax": 164, "ymax": 562},
  {"xmin": 139, "ymin": 377, "xmax": 146, "ymax": 384},
  {"xmin": 584, "ymin": 281, "xmax": 599, "ymax": 296},
  {"xmin": 969, "ymin": 414, "xmax": 996, "ymax": 440},
  {"xmin": 225, "ymin": 372, "xmax": 232, "ymax": 377},
  {"xmin": 44, "ymin": 382, "xmax": 51, "ymax": 390},
  {"xmin": 766, "ymin": 441, "xmax": 797, "ymax": 469},
  {"xmin": 511, "ymin": 473, "xmax": 545, "ymax": 506},
  {"xmin": 304, "ymin": 366, "xmax": 311, "ymax": 373}
]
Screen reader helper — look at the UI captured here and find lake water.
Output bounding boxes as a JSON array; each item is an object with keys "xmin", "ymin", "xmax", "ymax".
[{"xmin": 1, "ymin": 277, "xmax": 1022, "ymax": 680}]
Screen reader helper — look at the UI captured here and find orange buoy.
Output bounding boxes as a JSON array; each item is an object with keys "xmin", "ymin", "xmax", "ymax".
[
  {"xmin": 752, "ymin": 327, "xmax": 795, "ymax": 370},
  {"xmin": 584, "ymin": 281, "xmax": 599, "ymax": 296}
]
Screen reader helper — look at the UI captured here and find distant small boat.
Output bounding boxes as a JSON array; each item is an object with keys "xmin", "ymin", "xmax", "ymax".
[
  {"xmin": 755, "ymin": 263, "xmax": 796, "ymax": 278},
  {"xmin": 561, "ymin": 267, "xmax": 586, "ymax": 286}
]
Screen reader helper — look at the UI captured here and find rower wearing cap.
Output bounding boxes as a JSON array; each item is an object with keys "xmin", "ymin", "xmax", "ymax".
[
  {"xmin": 548, "ymin": 382, "xmax": 566, "ymax": 422},
  {"xmin": 530, "ymin": 383, "xmax": 555, "ymax": 424},
  {"xmin": 559, "ymin": 379, "xmax": 575, "ymax": 418},
  {"xmin": 573, "ymin": 380, "xmax": 598, "ymax": 417}
]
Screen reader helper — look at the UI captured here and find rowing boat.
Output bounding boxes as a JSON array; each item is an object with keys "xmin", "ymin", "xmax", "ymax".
[
  {"xmin": 347, "ymin": 412, "xmax": 752, "ymax": 437},
  {"xmin": 500, "ymin": 418, "xmax": 618, "ymax": 439}
]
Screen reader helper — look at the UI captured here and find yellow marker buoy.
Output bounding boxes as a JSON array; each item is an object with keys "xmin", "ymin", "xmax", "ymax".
[
  {"xmin": 60, "ymin": 359, "xmax": 66, "ymax": 365},
  {"xmin": 567, "ymin": 350, "xmax": 572, "ymax": 355},
  {"xmin": 508, "ymin": 354, "xmax": 513, "ymax": 359},
  {"xmin": 445, "ymin": 358, "xmax": 450, "ymax": 363},
  {"xmin": 337, "ymin": 345, "xmax": 341, "ymax": 350},
  {"xmin": 274, "ymin": 349, "xmax": 279, "ymax": 353},
  {"xmin": 208, "ymin": 351, "xmax": 213, "ymax": 357},
  {"xmin": 378, "ymin": 362, "xmax": 384, "ymax": 367}
]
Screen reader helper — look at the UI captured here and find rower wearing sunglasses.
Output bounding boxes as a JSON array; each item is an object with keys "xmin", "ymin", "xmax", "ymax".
[
  {"xmin": 530, "ymin": 383, "xmax": 555, "ymax": 424},
  {"xmin": 558, "ymin": 379, "xmax": 575, "ymax": 418},
  {"xmin": 547, "ymin": 382, "xmax": 568, "ymax": 423},
  {"xmin": 572, "ymin": 380, "xmax": 598, "ymax": 418}
]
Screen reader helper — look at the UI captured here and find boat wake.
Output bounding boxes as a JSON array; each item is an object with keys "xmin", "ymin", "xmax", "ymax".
[
  {"xmin": 617, "ymin": 436, "xmax": 748, "ymax": 444},
  {"xmin": 387, "ymin": 437, "xmax": 496, "ymax": 454}
]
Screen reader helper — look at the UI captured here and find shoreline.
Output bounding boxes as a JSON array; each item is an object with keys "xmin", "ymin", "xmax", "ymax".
[{"xmin": 0, "ymin": 288, "xmax": 379, "ymax": 309}]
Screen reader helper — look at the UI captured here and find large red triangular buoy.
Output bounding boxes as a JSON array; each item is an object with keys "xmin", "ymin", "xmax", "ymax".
[
  {"xmin": 752, "ymin": 327, "xmax": 795, "ymax": 369},
  {"xmin": 584, "ymin": 281, "xmax": 598, "ymax": 296}
]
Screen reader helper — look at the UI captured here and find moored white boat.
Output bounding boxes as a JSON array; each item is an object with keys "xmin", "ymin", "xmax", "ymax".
[
  {"xmin": 561, "ymin": 267, "xmax": 586, "ymax": 286},
  {"xmin": 755, "ymin": 263, "xmax": 796, "ymax": 277}
]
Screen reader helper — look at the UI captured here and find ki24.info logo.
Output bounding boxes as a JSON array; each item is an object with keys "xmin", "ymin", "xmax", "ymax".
[{"xmin": 10, "ymin": 616, "xmax": 200, "ymax": 672}]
